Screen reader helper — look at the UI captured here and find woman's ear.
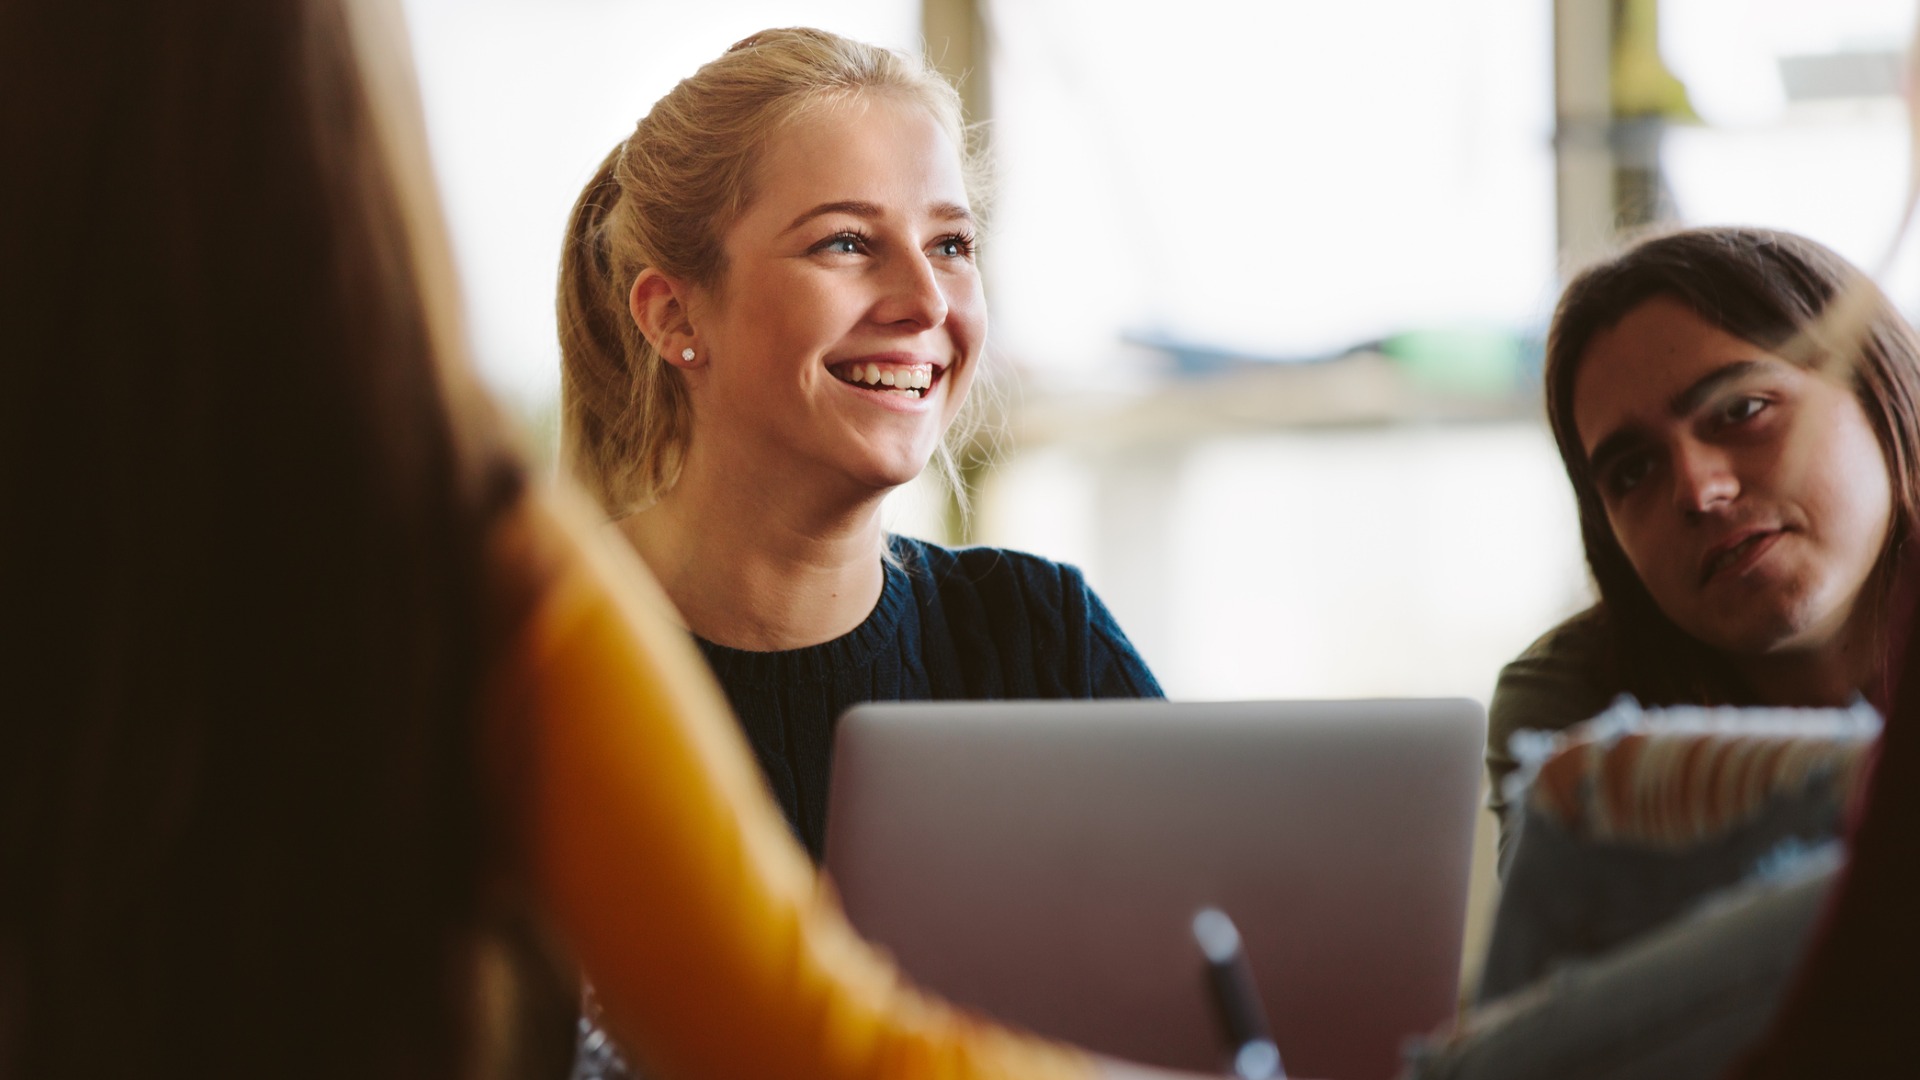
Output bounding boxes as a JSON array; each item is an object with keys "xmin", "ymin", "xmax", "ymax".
[{"xmin": 629, "ymin": 268, "xmax": 703, "ymax": 367}]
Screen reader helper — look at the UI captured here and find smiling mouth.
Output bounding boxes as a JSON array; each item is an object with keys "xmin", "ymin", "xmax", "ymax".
[
  {"xmin": 830, "ymin": 361, "xmax": 937, "ymax": 399},
  {"xmin": 1700, "ymin": 530, "xmax": 1781, "ymax": 585}
]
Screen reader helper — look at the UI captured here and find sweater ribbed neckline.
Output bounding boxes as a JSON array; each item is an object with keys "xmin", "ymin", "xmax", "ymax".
[{"xmin": 692, "ymin": 539, "xmax": 916, "ymax": 688}]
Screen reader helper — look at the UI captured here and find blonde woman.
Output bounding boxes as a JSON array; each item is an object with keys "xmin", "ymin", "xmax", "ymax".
[{"xmin": 560, "ymin": 29, "xmax": 1162, "ymax": 859}]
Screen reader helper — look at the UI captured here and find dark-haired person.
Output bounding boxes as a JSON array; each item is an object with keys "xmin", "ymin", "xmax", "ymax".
[
  {"xmin": 0, "ymin": 2, "xmax": 1210, "ymax": 1078},
  {"xmin": 1486, "ymin": 226, "xmax": 1920, "ymax": 848}
]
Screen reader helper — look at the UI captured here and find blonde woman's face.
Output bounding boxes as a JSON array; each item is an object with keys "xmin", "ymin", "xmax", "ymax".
[{"xmin": 688, "ymin": 95, "xmax": 983, "ymax": 496}]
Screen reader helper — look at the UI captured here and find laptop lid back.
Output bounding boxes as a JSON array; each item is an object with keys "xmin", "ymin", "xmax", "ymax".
[{"xmin": 822, "ymin": 698, "xmax": 1485, "ymax": 1080}]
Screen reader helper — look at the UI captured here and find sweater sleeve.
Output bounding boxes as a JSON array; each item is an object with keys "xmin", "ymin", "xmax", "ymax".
[
  {"xmin": 1486, "ymin": 609, "xmax": 1617, "ymax": 852},
  {"xmin": 510, "ymin": 497, "xmax": 1094, "ymax": 1080}
]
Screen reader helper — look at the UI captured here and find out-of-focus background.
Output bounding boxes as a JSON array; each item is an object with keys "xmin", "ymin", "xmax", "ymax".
[{"xmin": 401, "ymin": 0, "xmax": 1918, "ymax": 983}]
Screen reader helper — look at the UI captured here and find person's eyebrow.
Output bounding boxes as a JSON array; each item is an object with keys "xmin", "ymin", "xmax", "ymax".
[
  {"xmin": 782, "ymin": 200, "xmax": 883, "ymax": 235},
  {"xmin": 929, "ymin": 201, "xmax": 974, "ymax": 224},
  {"xmin": 782, "ymin": 200, "xmax": 975, "ymax": 235},
  {"xmin": 1585, "ymin": 359, "xmax": 1772, "ymax": 479},
  {"xmin": 1669, "ymin": 359, "xmax": 1767, "ymax": 416}
]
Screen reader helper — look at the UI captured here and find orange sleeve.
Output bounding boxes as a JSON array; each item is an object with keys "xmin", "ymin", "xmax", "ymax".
[{"xmin": 512, "ymin": 494, "xmax": 1095, "ymax": 1080}]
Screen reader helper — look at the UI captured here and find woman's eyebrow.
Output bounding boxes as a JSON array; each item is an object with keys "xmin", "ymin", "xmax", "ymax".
[
  {"xmin": 1670, "ymin": 359, "xmax": 1769, "ymax": 415},
  {"xmin": 783, "ymin": 200, "xmax": 974, "ymax": 235},
  {"xmin": 782, "ymin": 200, "xmax": 882, "ymax": 235}
]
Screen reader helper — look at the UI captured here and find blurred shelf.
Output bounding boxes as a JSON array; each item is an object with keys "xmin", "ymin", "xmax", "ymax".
[{"xmin": 1006, "ymin": 352, "xmax": 1542, "ymax": 451}]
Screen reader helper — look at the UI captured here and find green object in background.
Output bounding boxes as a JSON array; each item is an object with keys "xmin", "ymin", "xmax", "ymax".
[{"xmin": 1380, "ymin": 326, "xmax": 1526, "ymax": 397}]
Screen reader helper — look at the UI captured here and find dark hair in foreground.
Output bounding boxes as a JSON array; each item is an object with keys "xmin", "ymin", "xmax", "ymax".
[
  {"xmin": 0, "ymin": 0, "xmax": 555, "ymax": 1076},
  {"xmin": 1543, "ymin": 226, "xmax": 1920, "ymax": 705}
]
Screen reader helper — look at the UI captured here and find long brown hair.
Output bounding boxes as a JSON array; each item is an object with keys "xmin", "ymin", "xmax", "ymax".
[
  {"xmin": 1543, "ymin": 226, "xmax": 1920, "ymax": 705},
  {"xmin": 0, "ymin": 0, "xmax": 543, "ymax": 1076}
]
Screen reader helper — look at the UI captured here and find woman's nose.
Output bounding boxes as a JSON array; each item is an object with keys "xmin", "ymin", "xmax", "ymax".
[
  {"xmin": 1672, "ymin": 440, "xmax": 1740, "ymax": 515},
  {"xmin": 874, "ymin": 251, "xmax": 949, "ymax": 329}
]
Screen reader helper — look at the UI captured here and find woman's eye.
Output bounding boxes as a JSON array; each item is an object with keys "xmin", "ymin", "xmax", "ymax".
[
  {"xmin": 1717, "ymin": 396, "xmax": 1767, "ymax": 425},
  {"xmin": 931, "ymin": 234, "xmax": 975, "ymax": 259},
  {"xmin": 1608, "ymin": 454, "xmax": 1653, "ymax": 496},
  {"xmin": 815, "ymin": 232, "xmax": 867, "ymax": 256}
]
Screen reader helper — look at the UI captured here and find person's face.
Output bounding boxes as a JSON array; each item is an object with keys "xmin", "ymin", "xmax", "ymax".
[
  {"xmin": 686, "ymin": 93, "xmax": 982, "ymax": 495},
  {"xmin": 1573, "ymin": 295, "xmax": 1894, "ymax": 658}
]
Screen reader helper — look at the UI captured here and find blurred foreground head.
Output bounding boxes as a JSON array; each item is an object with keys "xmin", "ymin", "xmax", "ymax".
[{"xmin": 0, "ymin": 0, "xmax": 538, "ymax": 1076}]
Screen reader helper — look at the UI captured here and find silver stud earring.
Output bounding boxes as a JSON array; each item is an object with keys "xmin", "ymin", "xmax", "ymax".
[{"xmin": 680, "ymin": 347, "xmax": 696, "ymax": 363}]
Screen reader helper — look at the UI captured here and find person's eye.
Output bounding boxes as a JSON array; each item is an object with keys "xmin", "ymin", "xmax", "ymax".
[
  {"xmin": 812, "ymin": 230, "xmax": 870, "ymax": 256},
  {"xmin": 930, "ymin": 232, "xmax": 976, "ymax": 259},
  {"xmin": 1607, "ymin": 453, "xmax": 1654, "ymax": 497},
  {"xmin": 1717, "ymin": 395, "xmax": 1767, "ymax": 426}
]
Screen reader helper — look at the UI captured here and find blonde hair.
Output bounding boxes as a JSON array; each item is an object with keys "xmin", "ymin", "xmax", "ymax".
[{"xmin": 558, "ymin": 27, "xmax": 981, "ymax": 517}]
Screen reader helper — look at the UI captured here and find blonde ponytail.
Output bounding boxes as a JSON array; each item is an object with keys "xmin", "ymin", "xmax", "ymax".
[{"xmin": 557, "ymin": 145, "xmax": 690, "ymax": 515}]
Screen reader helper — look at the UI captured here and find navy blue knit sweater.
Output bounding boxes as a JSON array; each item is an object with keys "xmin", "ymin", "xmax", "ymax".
[{"xmin": 693, "ymin": 535, "xmax": 1163, "ymax": 859}]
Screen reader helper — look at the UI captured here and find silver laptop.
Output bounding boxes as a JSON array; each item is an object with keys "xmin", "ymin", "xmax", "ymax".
[{"xmin": 822, "ymin": 699, "xmax": 1486, "ymax": 1080}]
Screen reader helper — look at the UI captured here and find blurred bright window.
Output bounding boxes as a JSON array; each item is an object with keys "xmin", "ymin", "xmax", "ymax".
[
  {"xmin": 1661, "ymin": 0, "xmax": 1920, "ymax": 293},
  {"xmin": 986, "ymin": 0, "xmax": 1557, "ymax": 380}
]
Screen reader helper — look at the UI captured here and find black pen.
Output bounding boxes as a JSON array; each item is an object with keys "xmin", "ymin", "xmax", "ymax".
[{"xmin": 1192, "ymin": 907, "xmax": 1287, "ymax": 1080}]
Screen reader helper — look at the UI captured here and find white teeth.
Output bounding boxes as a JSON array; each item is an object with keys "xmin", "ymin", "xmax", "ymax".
[{"xmin": 834, "ymin": 362, "xmax": 936, "ymax": 394}]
